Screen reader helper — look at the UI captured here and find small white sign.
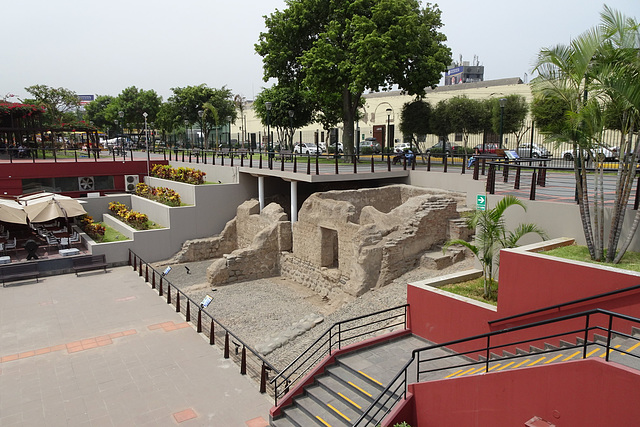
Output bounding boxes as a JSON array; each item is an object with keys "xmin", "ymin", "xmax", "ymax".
[{"xmin": 200, "ymin": 295, "xmax": 213, "ymax": 308}]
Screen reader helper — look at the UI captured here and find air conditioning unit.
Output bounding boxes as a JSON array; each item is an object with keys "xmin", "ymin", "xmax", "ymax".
[
  {"xmin": 124, "ymin": 175, "xmax": 139, "ymax": 192},
  {"xmin": 78, "ymin": 176, "xmax": 95, "ymax": 191}
]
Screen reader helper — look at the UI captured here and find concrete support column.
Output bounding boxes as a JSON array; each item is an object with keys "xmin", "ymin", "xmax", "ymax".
[
  {"xmin": 258, "ymin": 176, "xmax": 265, "ymax": 211},
  {"xmin": 290, "ymin": 180, "xmax": 298, "ymax": 223}
]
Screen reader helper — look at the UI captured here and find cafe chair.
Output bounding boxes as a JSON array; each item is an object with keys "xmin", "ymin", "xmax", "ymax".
[{"xmin": 4, "ymin": 237, "xmax": 17, "ymax": 254}]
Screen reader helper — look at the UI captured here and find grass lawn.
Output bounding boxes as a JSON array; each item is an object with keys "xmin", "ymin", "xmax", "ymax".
[
  {"xmin": 541, "ymin": 245, "xmax": 640, "ymax": 272},
  {"xmin": 92, "ymin": 223, "xmax": 129, "ymax": 243},
  {"xmin": 439, "ymin": 277, "xmax": 498, "ymax": 306}
]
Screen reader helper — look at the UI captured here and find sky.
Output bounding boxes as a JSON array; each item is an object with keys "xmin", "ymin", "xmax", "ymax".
[{"xmin": 2, "ymin": 0, "xmax": 638, "ymax": 103}]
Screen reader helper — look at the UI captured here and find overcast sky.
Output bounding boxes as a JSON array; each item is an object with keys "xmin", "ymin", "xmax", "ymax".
[{"xmin": 3, "ymin": 0, "xmax": 638, "ymax": 102}]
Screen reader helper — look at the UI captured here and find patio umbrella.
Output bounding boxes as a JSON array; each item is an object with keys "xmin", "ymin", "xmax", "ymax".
[
  {"xmin": 19, "ymin": 193, "xmax": 87, "ymax": 223},
  {"xmin": 0, "ymin": 199, "xmax": 28, "ymax": 225}
]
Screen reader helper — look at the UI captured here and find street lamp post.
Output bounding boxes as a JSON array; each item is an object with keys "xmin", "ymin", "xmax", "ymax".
[
  {"xmin": 184, "ymin": 119, "xmax": 189, "ymax": 149},
  {"xmin": 499, "ymin": 98, "xmax": 507, "ymax": 149},
  {"xmin": 265, "ymin": 102, "xmax": 272, "ymax": 167},
  {"xmin": 226, "ymin": 116, "xmax": 232, "ymax": 146},
  {"xmin": 386, "ymin": 107, "xmax": 392, "ymax": 152},
  {"xmin": 198, "ymin": 110, "xmax": 204, "ymax": 149},
  {"xmin": 118, "ymin": 111, "xmax": 124, "ymax": 156},
  {"xmin": 288, "ymin": 110, "xmax": 294, "ymax": 151},
  {"xmin": 143, "ymin": 112, "xmax": 149, "ymax": 176}
]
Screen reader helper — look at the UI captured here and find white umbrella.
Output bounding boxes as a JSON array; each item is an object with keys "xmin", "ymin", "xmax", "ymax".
[
  {"xmin": 0, "ymin": 199, "xmax": 28, "ymax": 225},
  {"xmin": 19, "ymin": 193, "xmax": 87, "ymax": 223}
]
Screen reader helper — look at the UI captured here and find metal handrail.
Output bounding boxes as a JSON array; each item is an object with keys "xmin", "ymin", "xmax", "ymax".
[
  {"xmin": 270, "ymin": 304, "xmax": 409, "ymax": 404},
  {"xmin": 128, "ymin": 249, "xmax": 279, "ymax": 393},
  {"xmin": 353, "ymin": 308, "xmax": 640, "ymax": 426},
  {"xmin": 489, "ymin": 283, "xmax": 640, "ymax": 325}
]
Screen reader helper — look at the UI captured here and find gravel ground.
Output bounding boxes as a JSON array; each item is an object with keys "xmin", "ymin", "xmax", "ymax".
[{"xmin": 153, "ymin": 257, "xmax": 475, "ymax": 371}]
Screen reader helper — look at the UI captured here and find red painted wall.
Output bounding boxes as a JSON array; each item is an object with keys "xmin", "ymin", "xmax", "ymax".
[
  {"xmin": 408, "ymin": 248, "xmax": 640, "ymax": 353},
  {"xmin": 0, "ymin": 160, "xmax": 167, "ymax": 196},
  {"xmin": 386, "ymin": 359, "xmax": 640, "ymax": 427}
]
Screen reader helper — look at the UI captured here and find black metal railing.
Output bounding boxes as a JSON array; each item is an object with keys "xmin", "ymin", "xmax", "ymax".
[
  {"xmin": 489, "ymin": 283, "xmax": 640, "ymax": 325},
  {"xmin": 270, "ymin": 304, "xmax": 409, "ymax": 405},
  {"xmin": 353, "ymin": 308, "xmax": 640, "ymax": 426},
  {"xmin": 128, "ymin": 249, "xmax": 279, "ymax": 396}
]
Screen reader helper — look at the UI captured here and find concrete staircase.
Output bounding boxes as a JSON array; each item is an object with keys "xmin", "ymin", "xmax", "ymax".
[
  {"xmin": 270, "ymin": 334, "xmax": 434, "ymax": 427},
  {"xmin": 271, "ymin": 362, "xmax": 392, "ymax": 426},
  {"xmin": 271, "ymin": 324, "xmax": 640, "ymax": 426}
]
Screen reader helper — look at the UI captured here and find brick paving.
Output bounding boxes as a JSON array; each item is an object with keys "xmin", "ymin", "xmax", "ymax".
[{"xmin": 0, "ymin": 266, "xmax": 272, "ymax": 426}]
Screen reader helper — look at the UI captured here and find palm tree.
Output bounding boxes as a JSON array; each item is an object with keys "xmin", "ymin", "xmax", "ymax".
[
  {"xmin": 531, "ymin": 6, "xmax": 639, "ymax": 263},
  {"xmin": 445, "ymin": 196, "xmax": 547, "ymax": 299}
]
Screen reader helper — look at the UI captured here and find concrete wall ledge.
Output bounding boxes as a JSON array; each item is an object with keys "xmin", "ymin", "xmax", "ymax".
[{"xmin": 409, "ymin": 268, "xmax": 495, "ymax": 312}]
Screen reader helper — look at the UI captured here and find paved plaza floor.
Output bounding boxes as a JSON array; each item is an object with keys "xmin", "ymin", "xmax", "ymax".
[{"xmin": 0, "ymin": 266, "xmax": 272, "ymax": 426}]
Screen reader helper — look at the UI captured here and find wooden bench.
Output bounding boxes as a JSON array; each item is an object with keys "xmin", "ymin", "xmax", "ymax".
[
  {"xmin": 0, "ymin": 263, "xmax": 39, "ymax": 287},
  {"xmin": 72, "ymin": 254, "xmax": 108, "ymax": 276}
]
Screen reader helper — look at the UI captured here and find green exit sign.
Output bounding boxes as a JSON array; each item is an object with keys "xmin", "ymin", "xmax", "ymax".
[{"xmin": 477, "ymin": 195, "xmax": 486, "ymax": 211}]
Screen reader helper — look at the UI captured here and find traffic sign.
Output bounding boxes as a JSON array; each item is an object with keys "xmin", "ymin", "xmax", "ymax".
[{"xmin": 477, "ymin": 195, "xmax": 486, "ymax": 211}]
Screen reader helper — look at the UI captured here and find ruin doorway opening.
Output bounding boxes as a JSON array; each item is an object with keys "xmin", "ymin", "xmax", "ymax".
[{"xmin": 320, "ymin": 227, "xmax": 339, "ymax": 269}]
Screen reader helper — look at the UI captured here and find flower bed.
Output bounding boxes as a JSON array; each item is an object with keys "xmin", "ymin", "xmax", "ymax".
[
  {"xmin": 135, "ymin": 183, "xmax": 182, "ymax": 207},
  {"xmin": 151, "ymin": 164, "xmax": 206, "ymax": 185},
  {"xmin": 108, "ymin": 202, "xmax": 150, "ymax": 230},
  {"xmin": 79, "ymin": 215, "xmax": 106, "ymax": 242}
]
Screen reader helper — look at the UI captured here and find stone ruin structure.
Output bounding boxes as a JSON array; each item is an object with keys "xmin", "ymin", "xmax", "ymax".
[{"xmin": 172, "ymin": 184, "xmax": 472, "ymax": 300}]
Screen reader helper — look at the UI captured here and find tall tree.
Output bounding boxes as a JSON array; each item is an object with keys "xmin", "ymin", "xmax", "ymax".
[
  {"xmin": 532, "ymin": 5, "xmax": 639, "ymax": 263},
  {"xmin": 400, "ymin": 99, "xmax": 432, "ymax": 152},
  {"xmin": 254, "ymin": 85, "xmax": 315, "ymax": 150},
  {"xmin": 23, "ymin": 85, "xmax": 79, "ymax": 126},
  {"xmin": 491, "ymin": 94, "xmax": 530, "ymax": 145},
  {"xmin": 256, "ymin": 0, "xmax": 451, "ymax": 158},
  {"xmin": 84, "ymin": 95, "xmax": 115, "ymax": 133},
  {"xmin": 168, "ymin": 85, "xmax": 236, "ymax": 148},
  {"xmin": 111, "ymin": 87, "xmax": 162, "ymax": 135},
  {"xmin": 448, "ymin": 96, "xmax": 486, "ymax": 152}
]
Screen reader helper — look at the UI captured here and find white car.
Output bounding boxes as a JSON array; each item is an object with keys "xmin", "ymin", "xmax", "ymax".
[
  {"xmin": 394, "ymin": 142, "xmax": 412, "ymax": 152},
  {"xmin": 294, "ymin": 143, "xmax": 320, "ymax": 155},
  {"xmin": 562, "ymin": 146, "xmax": 618, "ymax": 162}
]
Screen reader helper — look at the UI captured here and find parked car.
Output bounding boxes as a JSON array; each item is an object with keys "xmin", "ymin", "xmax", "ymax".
[
  {"xmin": 516, "ymin": 143, "xmax": 550, "ymax": 158},
  {"xmin": 474, "ymin": 143, "xmax": 499, "ymax": 154},
  {"xmin": 360, "ymin": 138, "xmax": 382, "ymax": 153},
  {"xmin": 393, "ymin": 142, "xmax": 412, "ymax": 152},
  {"xmin": 327, "ymin": 142, "xmax": 344, "ymax": 153},
  {"xmin": 426, "ymin": 141, "xmax": 463, "ymax": 155},
  {"xmin": 294, "ymin": 142, "xmax": 320, "ymax": 155},
  {"xmin": 562, "ymin": 145, "xmax": 619, "ymax": 162}
]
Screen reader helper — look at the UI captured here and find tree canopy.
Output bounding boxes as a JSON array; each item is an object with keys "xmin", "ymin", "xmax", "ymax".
[
  {"xmin": 256, "ymin": 0, "xmax": 451, "ymax": 156},
  {"xmin": 23, "ymin": 85, "xmax": 79, "ymax": 126},
  {"xmin": 532, "ymin": 5, "xmax": 640, "ymax": 263}
]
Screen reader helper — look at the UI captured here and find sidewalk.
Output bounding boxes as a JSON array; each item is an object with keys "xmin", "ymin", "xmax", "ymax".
[{"xmin": 0, "ymin": 266, "xmax": 272, "ymax": 427}]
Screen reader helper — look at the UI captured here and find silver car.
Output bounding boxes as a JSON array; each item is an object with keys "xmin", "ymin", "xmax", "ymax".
[{"xmin": 516, "ymin": 143, "xmax": 550, "ymax": 158}]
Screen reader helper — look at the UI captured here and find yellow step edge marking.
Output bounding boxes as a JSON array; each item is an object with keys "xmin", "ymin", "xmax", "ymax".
[
  {"xmin": 316, "ymin": 416, "xmax": 332, "ymax": 427},
  {"xmin": 358, "ymin": 370, "xmax": 383, "ymax": 386},
  {"xmin": 528, "ymin": 357, "xmax": 546, "ymax": 366},
  {"xmin": 470, "ymin": 366, "xmax": 486, "ymax": 375},
  {"xmin": 348, "ymin": 381, "xmax": 372, "ymax": 397},
  {"xmin": 496, "ymin": 361, "xmax": 515, "ymax": 371},
  {"xmin": 456, "ymin": 368, "xmax": 477, "ymax": 377},
  {"xmin": 338, "ymin": 392, "xmax": 361, "ymax": 409},
  {"xmin": 445, "ymin": 369, "xmax": 464, "ymax": 378},
  {"xmin": 563, "ymin": 351, "xmax": 581, "ymax": 361},
  {"xmin": 586, "ymin": 348, "xmax": 601, "ymax": 357},
  {"xmin": 544, "ymin": 354, "xmax": 564, "ymax": 364},
  {"xmin": 327, "ymin": 404, "xmax": 350, "ymax": 422},
  {"xmin": 487, "ymin": 363, "xmax": 502, "ymax": 372},
  {"xmin": 512, "ymin": 359, "xmax": 530, "ymax": 369},
  {"xmin": 600, "ymin": 344, "xmax": 621, "ymax": 358},
  {"xmin": 623, "ymin": 341, "xmax": 640, "ymax": 355}
]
